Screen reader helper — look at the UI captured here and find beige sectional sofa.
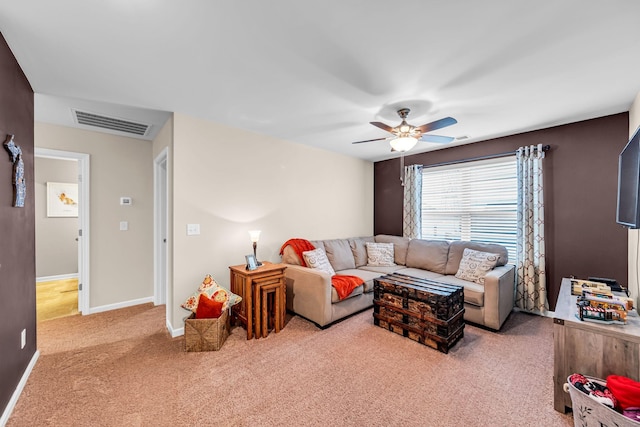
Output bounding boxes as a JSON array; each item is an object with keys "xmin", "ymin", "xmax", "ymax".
[{"xmin": 281, "ymin": 234, "xmax": 516, "ymax": 331}]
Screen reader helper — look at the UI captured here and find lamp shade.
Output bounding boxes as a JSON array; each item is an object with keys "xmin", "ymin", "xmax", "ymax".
[
  {"xmin": 390, "ymin": 136, "xmax": 418, "ymax": 152},
  {"xmin": 248, "ymin": 230, "xmax": 261, "ymax": 243}
]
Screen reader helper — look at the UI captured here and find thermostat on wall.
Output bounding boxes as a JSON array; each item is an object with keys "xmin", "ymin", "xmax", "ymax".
[{"xmin": 120, "ymin": 197, "xmax": 132, "ymax": 206}]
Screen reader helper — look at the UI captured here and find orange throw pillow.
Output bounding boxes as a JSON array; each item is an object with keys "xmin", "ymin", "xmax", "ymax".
[{"xmin": 195, "ymin": 293, "xmax": 223, "ymax": 319}]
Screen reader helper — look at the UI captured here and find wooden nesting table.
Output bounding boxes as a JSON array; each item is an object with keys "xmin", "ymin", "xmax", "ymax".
[{"xmin": 229, "ymin": 262, "xmax": 287, "ymax": 340}]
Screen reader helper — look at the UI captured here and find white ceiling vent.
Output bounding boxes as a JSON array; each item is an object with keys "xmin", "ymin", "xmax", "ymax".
[{"xmin": 72, "ymin": 109, "xmax": 151, "ymax": 136}]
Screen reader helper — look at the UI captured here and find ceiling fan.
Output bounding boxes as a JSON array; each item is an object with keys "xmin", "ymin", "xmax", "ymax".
[{"xmin": 352, "ymin": 108, "xmax": 457, "ymax": 152}]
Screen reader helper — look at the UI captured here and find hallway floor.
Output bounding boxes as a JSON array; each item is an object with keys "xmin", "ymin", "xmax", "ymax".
[{"xmin": 36, "ymin": 278, "xmax": 78, "ymax": 322}]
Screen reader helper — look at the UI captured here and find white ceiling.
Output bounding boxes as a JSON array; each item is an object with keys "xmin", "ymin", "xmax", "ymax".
[{"xmin": 1, "ymin": 1, "xmax": 640, "ymax": 161}]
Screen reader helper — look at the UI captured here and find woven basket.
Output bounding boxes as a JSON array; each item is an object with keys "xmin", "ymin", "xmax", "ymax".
[
  {"xmin": 184, "ymin": 309, "xmax": 230, "ymax": 352},
  {"xmin": 565, "ymin": 375, "xmax": 640, "ymax": 427}
]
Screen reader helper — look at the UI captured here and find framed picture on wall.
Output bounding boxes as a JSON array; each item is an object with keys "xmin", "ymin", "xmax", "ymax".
[{"xmin": 47, "ymin": 182, "xmax": 79, "ymax": 217}]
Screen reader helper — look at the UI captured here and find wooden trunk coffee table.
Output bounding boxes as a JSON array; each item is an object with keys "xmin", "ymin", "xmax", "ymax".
[{"xmin": 373, "ymin": 273, "xmax": 465, "ymax": 354}]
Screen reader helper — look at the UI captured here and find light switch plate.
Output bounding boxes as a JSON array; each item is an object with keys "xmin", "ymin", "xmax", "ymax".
[
  {"xmin": 186, "ymin": 224, "xmax": 200, "ymax": 235},
  {"xmin": 120, "ymin": 221, "xmax": 128, "ymax": 231}
]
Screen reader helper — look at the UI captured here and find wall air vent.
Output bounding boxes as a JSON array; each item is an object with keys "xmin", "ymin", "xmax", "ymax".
[{"xmin": 72, "ymin": 109, "xmax": 151, "ymax": 136}]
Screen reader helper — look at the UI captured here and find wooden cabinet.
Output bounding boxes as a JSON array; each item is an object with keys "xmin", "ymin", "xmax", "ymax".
[
  {"xmin": 229, "ymin": 262, "xmax": 286, "ymax": 340},
  {"xmin": 553, "ymin": 278, "xmax": 640, "ymax": 412}
]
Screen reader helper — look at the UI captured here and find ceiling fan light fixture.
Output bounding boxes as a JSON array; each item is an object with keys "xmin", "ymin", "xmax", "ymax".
[{"xmin": 390, "ymin": 136, "xmax": 418, "ymax": 152}]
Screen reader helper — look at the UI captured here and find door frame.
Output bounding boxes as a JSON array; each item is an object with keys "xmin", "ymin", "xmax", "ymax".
[
  {"xmin": 35, "ymin": 148, "xmax": 90, "ymax": 314},
  {"xmin": 153, "ymin": 148, "xmax": 169, "ymax": 322}
]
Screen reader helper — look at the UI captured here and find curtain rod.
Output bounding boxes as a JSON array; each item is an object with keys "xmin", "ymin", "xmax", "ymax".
[{"xmin": 421, "ymin": 144, "xmax": 551, "ymax": 169}]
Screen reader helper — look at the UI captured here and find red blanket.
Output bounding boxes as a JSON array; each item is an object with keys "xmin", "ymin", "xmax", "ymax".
[
  {"xmin": 331, "ymin": 275, "xmax": 364, "ymax": 301},
  {"xmin": 280, "ymin": 238, "xmax": 363, "ymax": 299},
  {"xmin": 279, "ymin": 238, "xmax": 315, "ymax": 267}
]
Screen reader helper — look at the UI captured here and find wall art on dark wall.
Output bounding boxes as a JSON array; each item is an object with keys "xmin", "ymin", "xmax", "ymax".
[{"xmin": 3, "ymin": 134, "xmax": 25, "ymax": 207}]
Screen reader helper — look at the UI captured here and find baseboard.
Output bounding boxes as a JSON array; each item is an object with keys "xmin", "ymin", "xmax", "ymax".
[
  {"xmin": 169, "ymin": 323, "xmax": 184, "ymax": 338},
  {"xmin": 0, "ymin": 350, "xmax": 40, "ymax": 427},
  {"xmin": 87, "ymin": 296, "xmax": 154, "ymax": 315},
  {"xmin": 36, "ymin": 273, "xmax": 78, "ymax": 283}
]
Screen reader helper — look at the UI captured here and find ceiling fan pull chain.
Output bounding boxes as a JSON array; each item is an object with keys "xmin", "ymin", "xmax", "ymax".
[{"xmin": 400, "ymin": 153, "xmax": 405, "ymax": 186}]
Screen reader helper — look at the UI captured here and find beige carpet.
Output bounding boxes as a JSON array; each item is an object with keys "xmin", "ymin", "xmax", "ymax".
[{"xmin": 8, "ymin": 304, "xmax": 573, "ymax": 426}]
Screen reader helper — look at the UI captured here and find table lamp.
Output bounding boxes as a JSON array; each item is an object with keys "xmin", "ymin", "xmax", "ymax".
[{"xmin": 248, "ymin": 230, "xmax": 263, "ymax": 266}]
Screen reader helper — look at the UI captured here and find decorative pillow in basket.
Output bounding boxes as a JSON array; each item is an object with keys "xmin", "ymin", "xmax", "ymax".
[
  {"xmin": 182, "ymin": 275, "xmax": 240, "ymax": 352},
  {"xmin": 181, "ymin": 274, "xmax": 241, "ymax": 315}
]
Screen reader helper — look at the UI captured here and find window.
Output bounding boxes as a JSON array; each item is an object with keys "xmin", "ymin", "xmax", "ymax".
[{"xmin": 421, "ymin": 156, "xmax": 517, "ymax": 261}]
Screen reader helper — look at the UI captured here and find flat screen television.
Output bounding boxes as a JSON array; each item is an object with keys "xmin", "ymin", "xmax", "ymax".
[{"xmin": 617, "ymin": 126, "xmax": 640, "ymax": 228}]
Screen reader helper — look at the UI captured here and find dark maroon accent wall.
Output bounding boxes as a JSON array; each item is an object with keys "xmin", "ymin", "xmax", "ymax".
[
  {"xmin": 374, "ymin": 113, "xmax": 629, "ymax": 310},
  {"xmin": 0, "ymin": 33, "xmax": 35, "ymax": 416}
]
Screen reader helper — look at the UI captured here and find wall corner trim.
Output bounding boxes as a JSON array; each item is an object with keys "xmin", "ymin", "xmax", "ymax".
[
  {"xmin": 169, "ymin": 324, "xmax": 184, "ymax": 338},
  {"xmin": 0, "ymin": 350, "xmax": 40, "ymax": 427}
]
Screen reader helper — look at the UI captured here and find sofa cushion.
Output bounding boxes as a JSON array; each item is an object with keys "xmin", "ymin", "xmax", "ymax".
[
  {"xmin": 302, "ymin": 248, "xmax": 336, "ymax": 276},
  {"xmin": 393, "ymin": 268, "xmax": 447, "ymax": 282},
  {"xmin": 374, "ymin": 234, "xmax": 410, "ymax": 265},
  {"xmin": 358, "ymin": 265, "xmax": 404, "ymax": 275},
  {"xmin": 455, "ymin": 248, "xmax": 500, "ymax": 285},
  {"xmin": 323, "ymin": 239, "xmax": 356, "ymax": 271},
  {"xmin": 310, "ymin": 240, "xmax": 325, "ymax": 253},
  {"xmin": 337, "ymin": 268, "xmax": 383, "ymax": 293},
  {"xmin": 435, "ymin": 275, "xmax": 485, "ymax": 307},
  {"xmin": 349, "ymin": 236, "xmax": 375, "ymax": 267},
  {"xmin": 365, "ymin": 242, "xmax": 396, "ymax": 266},
  {"xmin": 405, "ymin": 239, "xmax": 450, "ymax": 274},
  {"xmin": 331, "ymin": 283, "xmax": 364, "ymax": 303},
  {"xmin": 445, "ymin": 240, "xmax": 508, "ymax": 275}
]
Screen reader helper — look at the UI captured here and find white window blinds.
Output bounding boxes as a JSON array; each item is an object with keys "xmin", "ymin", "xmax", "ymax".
[{"xmin": 421, "ymin": 156, "xmax": 517, "ymax": 262}]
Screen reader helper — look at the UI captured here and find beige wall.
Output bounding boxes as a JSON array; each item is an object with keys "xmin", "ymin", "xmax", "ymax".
[
  {"xmin": 35, "ymin": 122, "xmax": 154, "ymax": 309},
  {"xmin": 34, "ymin": 157, "xmax": 78, "ymax": 277},
  {"xmin": 628, "ymin": 92, "xmax": 640, "ymax": 309},
  {"xmin": 170, "ymin": 113, "xmax": 373, "ymax": 328}
]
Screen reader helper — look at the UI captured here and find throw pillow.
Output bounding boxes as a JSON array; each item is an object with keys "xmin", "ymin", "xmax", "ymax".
[
  {"xmin": 455, "ymin": 248, "xmax": 500, "ymax": 285},
  {"xmin": 302, "ymin": 248, "xmax": 336, "ymax": 276},
  {"xmin": 195, "ymin": 293, "xmax": 224, "ymax": 319},
  {"xmin": 181, "ymin": 274, "xmax": 242, "ymax": 312},
  {"xmin": 365, "ymin": 242, "xmax": 396, "ymax": 266}
]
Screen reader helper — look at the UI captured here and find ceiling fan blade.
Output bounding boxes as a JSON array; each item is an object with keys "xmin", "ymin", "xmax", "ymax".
[
  {"xmin": 370, "ymin": 121, "xmax": 395, "ymax": 133},
  {"xmin": 351, "ymin": 137, "xmax": 388, "ymax": 144},
  {"xmin": 416, "ymin": 117, "xmax": 457, "ymax": 133},
  {"xmin": 420, "ymin": 134, "xmax": 455, "ymax": 143}
]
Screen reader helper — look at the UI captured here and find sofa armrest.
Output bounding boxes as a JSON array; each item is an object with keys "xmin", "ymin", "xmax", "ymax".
[
  {"xmin": 482, "ymin": 264, "xmax": 516, "ymax": 330},
  {"xmin": 284, "ymin": 264, "xmax": 333, "ymax": 327}
]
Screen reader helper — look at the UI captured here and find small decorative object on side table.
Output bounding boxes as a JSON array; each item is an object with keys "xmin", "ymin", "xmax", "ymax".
[{"xmin": 229, "ymin": 261, "xmax": 287, "ymax": 340}]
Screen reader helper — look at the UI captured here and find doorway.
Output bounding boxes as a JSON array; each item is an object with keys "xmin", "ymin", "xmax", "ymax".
[
  {"xmin": 154, "ymin": 148, "xmax": 169, "ymax": 326},
  {"xmin": 35, "ymin": 148, "xmax": 90, "ymax": 315}
]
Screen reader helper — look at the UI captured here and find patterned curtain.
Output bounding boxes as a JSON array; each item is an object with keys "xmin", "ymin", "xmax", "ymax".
[
  {"xmin": 403, "ymin": 165, "xmax": 423, "ymax": 238},
  {"xmin": 515, "ymin": 144, "xmax": 548, "ymax": 313}
]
